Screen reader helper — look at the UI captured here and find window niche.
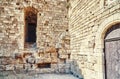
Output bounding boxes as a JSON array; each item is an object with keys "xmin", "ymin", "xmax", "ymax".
[
  {"xmin": 37, "ymin": 63, "xmax": 51, "ymax": 68},
  {"xmin": 24, "ymin": 7, "xmax": 38, "ymax": 48}
]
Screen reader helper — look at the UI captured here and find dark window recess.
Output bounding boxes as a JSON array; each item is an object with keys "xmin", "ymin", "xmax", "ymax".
[
  {"xmin": 68, "ymin": 54, "xmax": 71, "ymax": 59},
  {"xmin": 26, "ymin": 23, "xmax": 36, "ymax": 43},
  {"xmin": 37, "ymin": 63, "xmax": 51, "ymax": 68}
]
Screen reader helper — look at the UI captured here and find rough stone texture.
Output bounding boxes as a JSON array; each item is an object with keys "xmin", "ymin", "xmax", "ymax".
[
  {"xmin": 1, "ymin": 0, "xmax": 120, "ymax": 79},
  {"xmin": 69, "ymin": 0, "xmax": 120, "ymax": 79},
  {"xmin": 0, "ymin": 0, "xmax": 72, "ymax": 75}
]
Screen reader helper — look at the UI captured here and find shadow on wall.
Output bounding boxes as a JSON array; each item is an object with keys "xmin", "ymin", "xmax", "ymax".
[{"xmin": 70, "ymin": 60, "xmax": 84, "ymax": 79}]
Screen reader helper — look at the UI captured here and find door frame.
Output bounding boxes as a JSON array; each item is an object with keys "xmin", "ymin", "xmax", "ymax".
[{"xmin": 95, "ymin": 13, "xmax": 120, "ymax": 79}]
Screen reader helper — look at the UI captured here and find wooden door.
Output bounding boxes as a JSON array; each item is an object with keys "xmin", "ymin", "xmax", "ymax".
[{"xmin": 105, "ymin": 24, "xmax": 120, "ymax": 79}]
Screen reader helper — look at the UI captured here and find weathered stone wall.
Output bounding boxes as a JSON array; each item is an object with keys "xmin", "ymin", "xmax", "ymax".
[
  {"xmin": 69, "ymin": 0, "xmax": 120, "ymax": 79},
  {"xmin": 0, "ymin": 0, "xmax": 71, "ymax": 74}
]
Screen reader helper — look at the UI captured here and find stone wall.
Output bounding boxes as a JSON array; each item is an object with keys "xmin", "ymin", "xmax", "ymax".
[
  {"xmin": 69, "ymin": 0, "xmax": 120, "ymax": 79},
  {"xmin": 0, "ymin": 0, "xmax": 71, "ymax": 74},
  {"xmin": 2, "ymin": 0, "xmax": 120, "ymax": 78}
]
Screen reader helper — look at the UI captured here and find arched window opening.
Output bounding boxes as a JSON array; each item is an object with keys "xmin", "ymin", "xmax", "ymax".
[{"xmin": 24, "ymin": 7, "xmax": 38, "ymax": 48}]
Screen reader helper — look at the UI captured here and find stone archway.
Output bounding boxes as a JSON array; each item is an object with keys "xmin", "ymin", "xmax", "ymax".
[{"xmin": 95, "ymin": 13, "xmax": 120, "ymax": 79}]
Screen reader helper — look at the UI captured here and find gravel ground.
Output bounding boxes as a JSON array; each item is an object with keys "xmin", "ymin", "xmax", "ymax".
[{"xmin": 0, "ymin": 73, "xmax": 79, "ymax": 79}]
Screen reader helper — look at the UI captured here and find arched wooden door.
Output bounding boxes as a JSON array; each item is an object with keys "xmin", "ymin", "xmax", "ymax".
[{"xmin": 105, "ymin": 23, "xmax": 120, "ymax": 79}]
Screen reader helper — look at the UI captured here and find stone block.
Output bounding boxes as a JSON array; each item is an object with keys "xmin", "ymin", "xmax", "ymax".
[
  {"xmin": 45, "ymin": 47, "xmax": 56, "ymax": 53},
  {"xmin": 23, "ymin": 53, "xmax": 32, "ymax": 58},
  {"xmin": 58, "ymin": 59, "xmax": 66, "ymax": 64},
  {"xmin": 39, "ymin": 53, "xmax": 44, "ymax": 58},
  {"xmin": 23, "ymin": 64, "xmax": 31, "ymax": 70},
  {"xmin": 59, "ymin": 54, "xmax": 68, "ymax": 59},
  {"xmin": 27, "ymin": 58, "xmax": 35, "ymax": 64},
  {"xmin": 35, "ymin": 58, "xmax": 44, "ymax": 64},
  {"xmin": 0, "ymin": 33, "xmax": 4, "ymax": 37},
  {"xmin": 65, "ymin": 68, "xmax": 70, "ymax": 73},
  {"xmin": 51, "ymin": 57, "xmax": 58, "ymax": 63},
  {"xmin": 0, "ymin": 65, "xmax": 5, "ymax": 71},
  {"xmin": 5, "ymin": 65, "xmax": 14, "ymax": 70},
  {"xmin": 1, "ymin": 57, "xmax": 13, "ymax": 65},
  {"xmin": 43, "ymin": 58, "xmax": 51, "ymax": 63},
  {"xmin": 51, "ymin": 53, "xmax": 57, "ymax": 58},
  {"xmin": 14, "ymin": 53, "xmax": 23, "ymax": 59},
  {"xmin": 15, "ymin": 64, "xmax": 23, "ymax": 70},
  {"xmin": 51, "ymin": 64, "xmax": 58, "ymax": 69},
  {"xmin": 44, "ymin": 53, "xmax": 51, "ymax": 58}
]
